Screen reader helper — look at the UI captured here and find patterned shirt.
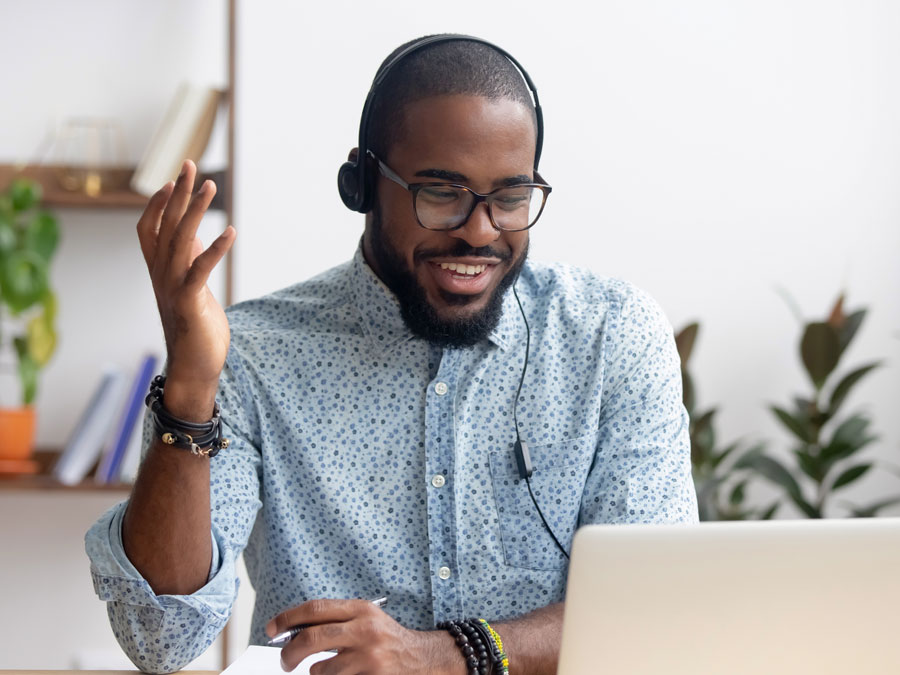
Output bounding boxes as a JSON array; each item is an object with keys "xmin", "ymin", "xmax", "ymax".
[{"xmin": 85, "ymin": 245, "xmax": 698, "ymax": 672}]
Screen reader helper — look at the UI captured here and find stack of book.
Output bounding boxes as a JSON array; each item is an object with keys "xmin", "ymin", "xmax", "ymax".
[{"xmin": 53, "ymin": 354, "xmax": 157, "ymax": 486}]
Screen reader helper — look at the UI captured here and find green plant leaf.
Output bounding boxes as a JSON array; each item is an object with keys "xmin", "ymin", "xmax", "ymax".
[
  {"xmin": 828, "ymin": 414, "xmax": 875, "ymax": 454},
  {"xmin": 711, "ymin": 440, "xmax": 740, "ymax": 470},
  {"xmin": 0, "ymin": 218, "xmax": 16, "ymax": 254},
  {"xmin": 771, "ymin": 405, "xmax": 812, "ymax": 443},
  {"xmin": 837, "ymin": 309, "xmax": 866, "ymax": 356},
  {"xmin": 675, "ymin": 323, "xmax": 699, "ymax": 366},
  {"xmin": 849, "ymin": 497, "xmax": 900, "ymax": 518},
  {"xmin": 828, "ymin": 362, "xmax": 881, "ymax": 417},
  {"xmin": 25, "ymin": 210, "xmax": 60, "ymax": 261},
  {"xmin": 681, "ymin": 369, "xmax": 695, "ymax": 417},
  {"xmin": 0, "ymin": 250, "xmax": 48, "ymax": 313},
  {"xmin": 13, "ymin": 337, "xmax": 38, "ymax": 405},
  {"xmin": 744, "ymin": 453, "xmax": 819, "ymax": 517},
  {"xmin": 830, "ymin": 463, "xmax": 872, "ymax": 491},
  {"xmin": 801, "ymin": 322, "xmax": 841, "ymax": 390},
  {"xmin": 26, "ymin": 313, "xmax": 56, "ymax": 366},
  {"xmin": 760, "ymin": 501, "xmax": 780, "ymax": 520},
  {"xmin": 729, "ymin": 480, "xmax": 747, "ymax": 505},
  {"xmin": 10, "ymin": 178, "xmax": 41, "ymax": 212},
  {"xmin": 42, "ymin": 289, "xmax": 58, "ymax": 322},
  {"xmin": 793, "ymin": 447, "xmax": 822, "ymax": 482}
]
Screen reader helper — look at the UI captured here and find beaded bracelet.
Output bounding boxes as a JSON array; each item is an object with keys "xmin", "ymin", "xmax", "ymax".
[
  {"xmin": 438, "ymin": 618, "xmax": 509, "ymax": 675},
  {"xmin": 477, "ymin": 618, "xmax": 510, "ymax": 675},
  {"xmin": 437, "ymin": 619, "xmax": 491, "ymax": 675}
]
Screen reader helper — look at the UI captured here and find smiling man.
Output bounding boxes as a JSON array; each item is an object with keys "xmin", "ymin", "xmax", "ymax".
[{"xmin": 86, "ymin": 35, "xmax": 697, "ymax": 674}]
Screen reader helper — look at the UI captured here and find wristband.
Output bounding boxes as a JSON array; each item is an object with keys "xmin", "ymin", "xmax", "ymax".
[{"xmin": 145, "ymin": 375, "xmax": 229, "ymax": 457}]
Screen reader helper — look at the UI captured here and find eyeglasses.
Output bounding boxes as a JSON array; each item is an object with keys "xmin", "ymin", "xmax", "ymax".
[{"xmin": 370, "ymin": 151, "xmax": 552, "ymax": 232}]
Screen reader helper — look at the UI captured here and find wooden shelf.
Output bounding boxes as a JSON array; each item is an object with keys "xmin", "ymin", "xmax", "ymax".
[
  {"xmin": 0, "ymin": 450, "xmax": 132, "ymax": 493},
  {"xmin": 0, "ymin": 164, "xmax": 226, "ymax": 211}
]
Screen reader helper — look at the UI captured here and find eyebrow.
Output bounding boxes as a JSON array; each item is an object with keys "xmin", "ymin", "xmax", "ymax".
[{"xmin": 414, "ymin": 168, "xmax": 533, "ymax": 187}]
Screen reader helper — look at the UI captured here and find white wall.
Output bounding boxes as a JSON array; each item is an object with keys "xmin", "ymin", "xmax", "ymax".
[
  {"xmin": 235, "ymin": 0, "xmax": 900, "ymax": 512},
  {"xmin": 1, "ymin": 0, "xmax": 899, "ymax": 669}
]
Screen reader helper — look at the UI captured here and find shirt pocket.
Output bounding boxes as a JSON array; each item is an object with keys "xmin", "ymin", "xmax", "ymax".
[{"xmin": 489, "ymin": 433, "xmax": 597, "ymax": 571}]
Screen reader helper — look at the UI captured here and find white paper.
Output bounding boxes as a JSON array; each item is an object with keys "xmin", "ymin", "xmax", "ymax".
[{"xmin": 221, "ymin": 645, "xmax": 335, "ymax": 674}]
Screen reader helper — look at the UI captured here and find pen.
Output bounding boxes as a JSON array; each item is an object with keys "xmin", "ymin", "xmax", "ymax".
[{"xmin": 267, "ymin": 596, "xmax": 389, "ymax": 647}]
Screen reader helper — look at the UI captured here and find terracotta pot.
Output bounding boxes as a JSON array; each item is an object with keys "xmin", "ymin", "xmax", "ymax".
[{"xmin": 0, "ymin": 406, "xmax": 37, "ymax": 460}]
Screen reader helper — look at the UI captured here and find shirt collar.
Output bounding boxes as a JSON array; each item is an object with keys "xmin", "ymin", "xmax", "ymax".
[{"xmin": 351, "ymin": 243, "xmax": 518, "ymax": 354}]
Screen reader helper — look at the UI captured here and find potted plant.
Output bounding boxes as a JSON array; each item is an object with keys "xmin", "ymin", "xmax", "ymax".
[
  {"xmin": 0, "ymin": 178, "xmax": 60, "ymax": 463},
  {"xmin": 675, "ymin": 322, "xmax": 775, "ymax": 520},
  {"xmin": 747, "ymin": 294, "xmax": 900, "ymax": 517}
]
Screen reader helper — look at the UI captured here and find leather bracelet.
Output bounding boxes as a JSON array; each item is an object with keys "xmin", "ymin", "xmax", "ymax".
[{"xmin": 145, "ymin": 375, "xmax": 229, "ymax": 457}]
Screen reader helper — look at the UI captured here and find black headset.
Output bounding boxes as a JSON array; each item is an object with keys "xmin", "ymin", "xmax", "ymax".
[
  {"xmin": 338, "ymin": 35, "xmax": 569, "ymax": 560},
  {"xmin": 336, "ymin": 34, "xmax": 545, "ymax": 214}
]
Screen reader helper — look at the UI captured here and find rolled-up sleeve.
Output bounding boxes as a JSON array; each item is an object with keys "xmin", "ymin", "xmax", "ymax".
[
  {"xmin": 581, "ymin": 282, "xmax": 699, "ymax": 525},
  {"xmin": 84, "ymin": 349, "xmax": 263, "ymax": 673}
]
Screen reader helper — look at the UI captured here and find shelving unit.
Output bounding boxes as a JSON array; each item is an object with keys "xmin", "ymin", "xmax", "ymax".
[
  {"xmin": 0, "ymin": 165, "xmax": 227, "ymax": 212},
  {"xmin": 0, "ymin": 0, "xmax": 236, "ymax": 490},
  {"xmin": 0, "ymin": 451, "xmax": 131, "ymax": 492}
]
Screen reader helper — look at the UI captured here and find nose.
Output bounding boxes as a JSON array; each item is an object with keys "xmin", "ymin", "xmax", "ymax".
[{"xmin": 448, "ymin": 202, "xmax": 500, "ymax": 249}]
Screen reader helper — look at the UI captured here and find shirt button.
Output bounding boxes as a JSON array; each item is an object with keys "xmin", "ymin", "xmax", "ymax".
[
  {"xmin": 431, "ymin": 474, "xmax": 445, "ymax": 488},
  {"xmin": 438, "ymin": 566, "xmax": 452, "ymax": 580},
  {"xmin": 434, "ymin": 381, "xmax": 449, "ymax": 396}
]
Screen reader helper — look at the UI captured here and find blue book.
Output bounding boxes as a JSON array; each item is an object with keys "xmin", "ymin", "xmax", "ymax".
[{"xmin": 95, "ymin": 354, "xmax": 158, "ymax": 484}]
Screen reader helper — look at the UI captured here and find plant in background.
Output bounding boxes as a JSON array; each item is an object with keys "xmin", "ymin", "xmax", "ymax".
[
  {"xmin": 0, "ymin": 178, "xmax": 60, "ymax": 405},
  {"xmin": 750, "ymin": 294, "xmax": 900, "ymax": 517},
  {"xmin": 676, "ymin": 322, "xmax": 774, "ymax": 521}
]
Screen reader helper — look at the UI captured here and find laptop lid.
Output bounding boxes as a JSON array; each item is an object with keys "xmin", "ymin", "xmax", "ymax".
[{"xmin": 558, "ymin": 519, "xmax": 900, "ymax": 675}]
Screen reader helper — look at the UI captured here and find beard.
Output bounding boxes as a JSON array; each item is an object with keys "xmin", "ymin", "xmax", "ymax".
[{"xmin": 368, "ymin": 204, "xmax": 528, "ymax": 348}]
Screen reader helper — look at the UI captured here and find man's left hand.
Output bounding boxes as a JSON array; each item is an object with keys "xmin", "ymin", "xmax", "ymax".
[{"xmin": 266, "ymin": 598, "xmax": 464, "ymax": 674}]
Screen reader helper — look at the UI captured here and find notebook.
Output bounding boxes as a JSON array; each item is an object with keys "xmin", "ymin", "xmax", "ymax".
[{"xmin": 557, "ymin": 518, "xmax": 900, "ymax": 674}]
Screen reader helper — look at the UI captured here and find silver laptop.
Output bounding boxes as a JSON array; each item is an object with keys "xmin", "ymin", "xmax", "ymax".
[{"xmin": 558, "ymin": 519, "xmax": 900, "ymax": 674}]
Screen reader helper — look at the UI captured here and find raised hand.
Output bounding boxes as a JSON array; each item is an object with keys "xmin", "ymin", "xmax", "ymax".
[{"xmin": 136, "ymin": 159, "xmax": 236, "ymax": 420}]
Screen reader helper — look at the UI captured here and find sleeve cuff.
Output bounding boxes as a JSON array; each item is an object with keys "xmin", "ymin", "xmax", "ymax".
[{"xmin": 85, "ymin": 501, "xmax": 236, "ymax": 616}]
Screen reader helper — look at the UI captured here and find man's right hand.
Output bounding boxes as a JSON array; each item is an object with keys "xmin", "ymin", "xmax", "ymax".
[{"xmin": 136, "ymin": 159, "xmax": 235, "ymax": 421}]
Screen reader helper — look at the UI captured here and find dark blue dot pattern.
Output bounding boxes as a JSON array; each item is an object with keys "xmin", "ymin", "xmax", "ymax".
[{"xmin": 85, "ymin": 246, "xmax": 698, "ymax": 672}]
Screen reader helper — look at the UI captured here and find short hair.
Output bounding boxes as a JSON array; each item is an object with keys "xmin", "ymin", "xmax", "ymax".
[{"xmin": 367, "ymin": 36, "xmax": 537, "ymax": 159}]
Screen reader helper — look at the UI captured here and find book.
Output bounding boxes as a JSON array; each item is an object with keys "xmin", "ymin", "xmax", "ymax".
[
  {"xmin": 53, "ymin": 368, "xmax": 127, "ymax": 486},
  {"xmin": 130, "ymin": 83, "xmax": 222, "ymax": 196},
  {"xmin": 116, "ymin": 412, "xmax": 147, "ymax": 484},
  {"xmin": 94, "ymin": 353, "xmax": 158, "ymax": 484}
]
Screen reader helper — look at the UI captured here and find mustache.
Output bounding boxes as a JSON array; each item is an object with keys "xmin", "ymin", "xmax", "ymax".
[{"xmin": 414, "ymin": 242, "xmax": 512, "ymax": 264}]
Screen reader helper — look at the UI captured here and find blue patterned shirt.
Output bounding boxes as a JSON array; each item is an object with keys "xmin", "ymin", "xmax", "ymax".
[{"xmin": 85, "ymin": 246, "xmax": 698, "ymax": 672}]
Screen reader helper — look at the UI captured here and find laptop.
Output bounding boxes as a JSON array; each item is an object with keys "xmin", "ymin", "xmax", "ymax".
[{"xmin": 557, "ymin": 519, "xmax": 900, "ymax": 674}]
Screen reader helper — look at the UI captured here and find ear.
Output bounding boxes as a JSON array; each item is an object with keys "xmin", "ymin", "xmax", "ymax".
[{"xmin": 347, "ymin": 147, "xmax": 359, "ymax": 163}]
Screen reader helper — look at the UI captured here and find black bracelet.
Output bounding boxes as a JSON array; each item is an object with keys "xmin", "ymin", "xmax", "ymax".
[
  {"xmin": 437, "ymin": 619, "xmax": 492, "ymax": 675},
  {"xmin": 145, "ymin": 375, "xmax": 229, "ymax": 457}
]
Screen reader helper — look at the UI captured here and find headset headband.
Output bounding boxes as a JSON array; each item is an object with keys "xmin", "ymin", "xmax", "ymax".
[{"xmin": 338, "ymin": 34, "xmax": 544, "ymax": 213}]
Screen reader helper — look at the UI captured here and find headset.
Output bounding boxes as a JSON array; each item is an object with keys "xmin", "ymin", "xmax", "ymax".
[
  {"xmin": 337, "ymin": 33, "xmax": 544, "ymax": 214},
  {"xmin": 338, "ymin": 35, "xmax": 569, "ymax": 560}
]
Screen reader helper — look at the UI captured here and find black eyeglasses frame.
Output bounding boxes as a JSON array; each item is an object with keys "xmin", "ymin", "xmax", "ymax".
[{"xmin": 369, "ymin": 151, "xmax": 552, "ymax": 232}]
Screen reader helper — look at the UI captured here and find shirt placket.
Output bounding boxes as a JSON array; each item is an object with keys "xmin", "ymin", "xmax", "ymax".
[{"xmin": 425, "ymin": 348, "xmax": 464, "ymax": 624}]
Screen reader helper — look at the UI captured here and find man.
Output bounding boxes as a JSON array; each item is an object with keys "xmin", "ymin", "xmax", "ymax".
[{"xmin": 86, "ymin": 36, "xmax": 697, "ymax": 674}]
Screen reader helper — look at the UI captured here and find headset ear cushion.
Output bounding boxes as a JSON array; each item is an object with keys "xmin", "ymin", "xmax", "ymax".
[{"xmin": 338, "ymin": 161, "xmax": 362, "ymax": 211}]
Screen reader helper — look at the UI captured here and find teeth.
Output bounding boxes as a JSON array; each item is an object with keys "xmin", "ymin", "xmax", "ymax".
[{"xmin": 438, "ymin": 263, "xmax": 486, "ymax": 276}]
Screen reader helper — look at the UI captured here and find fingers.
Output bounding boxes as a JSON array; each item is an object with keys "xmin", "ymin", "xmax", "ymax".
[
  {"xmin": 168, "ymin": 179, "xmax": 218, "ymax": 275},
  {"xmin": 268, "ymin": 599, "xmax": 367, "ymax": 637},
  {"xmin": 156, "ymin": 160, "xmax": 198, "ymax": 264},
  {"xmin": 136, "ymin": 181, "xmax": 175, "ymax": 270},
  {"xmin": 183, "ymin": 226, "xmax": 236, "ymax": 291}
]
